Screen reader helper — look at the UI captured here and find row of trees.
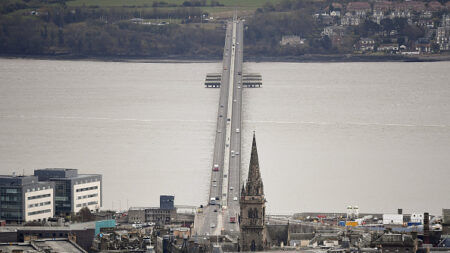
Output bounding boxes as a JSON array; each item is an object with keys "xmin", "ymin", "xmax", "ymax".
[
  {"xmin": 0, "ymin": 12, "xmax": 224, "ymax": 57},
  {"xmin": 38, "ymin": 6, "xmax": 205, "ymax": 27}
]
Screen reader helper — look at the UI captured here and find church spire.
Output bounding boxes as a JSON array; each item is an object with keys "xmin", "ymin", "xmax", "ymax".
[
  {"xmin": 248, "ymin": 132, "xmax": 260, "ymax": 181},
  {"xmin": 239, "ymin": 132, "xmax": 267, "ymax": 252},
  {"xmin": 243, "ymin": 132, "xmax": 264, "ymax": 196}
]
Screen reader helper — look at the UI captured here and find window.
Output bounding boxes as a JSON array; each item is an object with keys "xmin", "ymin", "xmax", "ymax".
[
  {"xmin": 27, "ymin": 194, "xmax": 51, "ymax": 200},
  {"xmin": 6, "ymin": 189, "xmax": 18, "ymax": 194},
  {"xmin": 75, "ymin": 185, "xmax": 98, "ymax": 192},
  {"xmin": 28, "ymin": 209, "xmax": 51, "ymax": 216}
]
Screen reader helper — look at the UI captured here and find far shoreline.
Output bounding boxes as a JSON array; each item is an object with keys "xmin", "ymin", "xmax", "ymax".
[{"xmin": 1, "ymin": 53, "xmax": 450, "ymax": 63}]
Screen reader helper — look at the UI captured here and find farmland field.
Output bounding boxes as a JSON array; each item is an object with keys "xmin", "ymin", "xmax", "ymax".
[{"xmin": 66, "ymin": 0, "xmax": 284, "ymax": 9}]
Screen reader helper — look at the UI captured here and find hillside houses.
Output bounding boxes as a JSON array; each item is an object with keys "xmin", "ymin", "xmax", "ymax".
[
  {"xmin": 437, "ymin": 15, "xmax": 450, "ymax": 50},
  {"xmin": 312, "ymin": 0, "xmax": 450, "ymax": 54}
]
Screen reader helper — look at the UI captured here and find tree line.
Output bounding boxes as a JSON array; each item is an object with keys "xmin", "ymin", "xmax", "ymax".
[{"xmin": 0, "ymin": 3, "xmax": 225, "ymax": 57}]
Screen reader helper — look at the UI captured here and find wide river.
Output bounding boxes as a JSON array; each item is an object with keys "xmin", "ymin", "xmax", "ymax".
[{"xmin": 1, "ymin": 59, "xmax": 449, "ymax": 215}]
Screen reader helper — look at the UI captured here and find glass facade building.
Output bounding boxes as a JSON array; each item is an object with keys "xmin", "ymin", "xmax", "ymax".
[
  {"xmin": 0, "ymin": 175, "xmax": 54, "ymax": 223},
  {"xmin": 34, "ymin": 169, "xmax": 102, "ymax": 216}
]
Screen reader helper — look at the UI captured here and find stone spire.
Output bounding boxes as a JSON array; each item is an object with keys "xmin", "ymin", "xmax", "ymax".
[
  {"xmin": 243, "ymin": 132, "xmax": 264, "ymax": 196},
  {"xmin": 240, "ymin": 132, "xmax": 267, "ymax": 252}
]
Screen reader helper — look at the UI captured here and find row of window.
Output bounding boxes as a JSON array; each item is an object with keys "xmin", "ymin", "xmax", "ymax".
[
  {"xmin": 55, "ymin": 196, "xmax": 69, "ymax": 201},
  {"xmin": 74, "ymin": 178, "xmax": 100, "ymax": 185},
  {"xmin": 28, "ymin": 201, "xmax": 51, "ymax": 208},
  {"xmin": 28, "ymin": 209, "xmax": 51, "ymax": 216},
  {"xmin": 20, "ymin": 232, "xmax": 69, "ymax": 238},
  {"xmin": 27, "ymin": 193, "xmax": 51, "ymax": 200},
  {"xmin": 26, "ymin": 186, "xmax": 52, "ymax": 192},
  {"xmin": 75, "ymin": 200, "xmax": 98, "ymax": 208},
  {"xmin": 0, "ymin": 212, "xmax": 22, "ymax": 218},
  {"xmin": 77, "ymin": 193, "xmax": 98, "ymax": 200},
  {"xmin": 0, "ymin": 204, "xmax": 21, "ymax": 210},
  {"xmin": 145, "ymin": 210, "xmax": 171, "ymax": 214},
  {"xmin": 0, "ymin": 196, "xmax": 21, "ymax": 201},
  {"xmin": 75, "ymin": 185, "xmax": 98, "ymax": 193}
]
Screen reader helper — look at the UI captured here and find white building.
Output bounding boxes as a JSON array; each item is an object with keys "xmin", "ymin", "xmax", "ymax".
[
  {"xmin": 0, "ymin": 175, "xmax": 55, "ymax": 223},
  {"xmin": 341, "ymin": 13, "xmax": 361, "ymax": 26},
  {"xmin": 383, "ymin": 214, "xmax": 404, "ymax": 225},
  {"xmin": 411, "ymin": 213, "xmax": 424, "ymax": 224},
  {"xmin": 280, "ymin": 35, "xmax": 306, "ymax": 46},
  {"xmin": 34, "ymin": 169, "xmax": 102, "ymax": 216},
  {"xmin": 25, "ymin": 185, "xmax": 54, "ymax": 222},
  {"xmin": 347, "ymin": 205, "xmax": 359, "ymax": 219},
  {"xmin": 73, "ymin": 178, "xmax": 102, "ymax": 213}
]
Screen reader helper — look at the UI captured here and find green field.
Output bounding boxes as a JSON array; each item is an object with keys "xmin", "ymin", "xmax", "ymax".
[{"xmin": 66, "ymin": 0, "xmax": 284, "ymax": 9}]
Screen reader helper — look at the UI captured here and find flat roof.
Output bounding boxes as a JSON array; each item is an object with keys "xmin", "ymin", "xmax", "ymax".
[
  {"xmin": 39, "ymin": 168, "xmax": 78, "ymax": 171},
  {"xmin": 49, "ymin": 174, "xmax": 102, "ymax": 181},
  {"xmin": 35, "ymin": 240, "xmax": 86, "ymax": 253},
  {"xmin": 0, "ymin": 221, "xmax": 96, "ymax": 232},
  {"xmin": 0, "ymin": 239, "xmax": 86, "ymax": 253}
]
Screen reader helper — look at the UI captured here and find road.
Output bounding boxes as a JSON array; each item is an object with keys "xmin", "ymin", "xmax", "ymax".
[{"xmin": 193, "ymin": 18, "xmax": 244, "ymax": 237}]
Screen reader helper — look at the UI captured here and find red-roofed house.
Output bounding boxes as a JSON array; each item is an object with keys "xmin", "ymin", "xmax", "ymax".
[
  {"xmin": 394, "ymin": 1, "xmax": 425, "ymax": 12},
  {"xmin": 347, "ymin": 2, "xmax": 371, "ymax": 16},
  {"xmin": 427, "ymin": 1, "xmax": 443, "ymax": 11},
  {"xmin": 374, "ymin": 1, "xmax": 392, "ymax": 11},
  {"xmin": 406, "ymin": 1, "xmax": 426, "ymax": 12},
  {"xmin": 332, "ymin": 3, "xmax": 343, "ymax": 9}
]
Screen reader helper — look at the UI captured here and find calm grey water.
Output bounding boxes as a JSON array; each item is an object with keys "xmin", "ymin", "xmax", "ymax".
[{"xmin": 1, "ymin": 59, "xmax": 449, "ymax": 215}]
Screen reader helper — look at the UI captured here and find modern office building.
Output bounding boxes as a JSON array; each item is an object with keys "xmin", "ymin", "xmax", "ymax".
[
  {"xmin": 0, "ymin": 175, "xmax": 55, "ymax": 223},
  {"xmin": 34, "ymin": 169, "xmax": 102, "ymax": 216}
]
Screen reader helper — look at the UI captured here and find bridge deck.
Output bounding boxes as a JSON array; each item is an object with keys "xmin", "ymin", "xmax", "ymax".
[{"xmin": 194, "ymin": 19, "xmax": 244, "ymax": 237}]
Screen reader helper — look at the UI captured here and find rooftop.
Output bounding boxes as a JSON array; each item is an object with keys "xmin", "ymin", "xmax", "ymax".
[
  {"xmin": 347, "ymin": 2, "xmax": 371, "ymax": 11},
  {"xmin": 34, "ymin": 168, "xmax": 101, "ymax": 181},
  {"xmin": 39, "ymin": 168, "xmax": 78, "ymax": 172},
  {"xmin": 0, "ymin": 238, "xmax": 86, "ymax": 253},
  {"xmin": 0, "ymin": 221, "xmax": 97, "ymax": 232}
]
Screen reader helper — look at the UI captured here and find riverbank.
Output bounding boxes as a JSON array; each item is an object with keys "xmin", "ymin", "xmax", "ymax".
[
  {"xmin": 2, "ymin": 53, "xmax": 450, "ymax": 63},
  {"xmin": 246, "ymin": 53, "xmax": 450, "ymax": 63}
]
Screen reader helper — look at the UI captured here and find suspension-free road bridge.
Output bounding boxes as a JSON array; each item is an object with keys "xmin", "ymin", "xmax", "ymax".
[{"xmin": 193, "ymin": 18, "xmax": 246, "ymax": 237}]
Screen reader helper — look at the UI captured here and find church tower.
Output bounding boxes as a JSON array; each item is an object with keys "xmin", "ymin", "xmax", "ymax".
[{"xmin": 240, "ymin": 132, "xmax": 266, "ymax": 251}]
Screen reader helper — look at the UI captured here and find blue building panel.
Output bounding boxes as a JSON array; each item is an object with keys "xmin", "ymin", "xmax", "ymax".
[{"xmin": 95, "ymin": 219, "xmax": 116, "ymax": 236}]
